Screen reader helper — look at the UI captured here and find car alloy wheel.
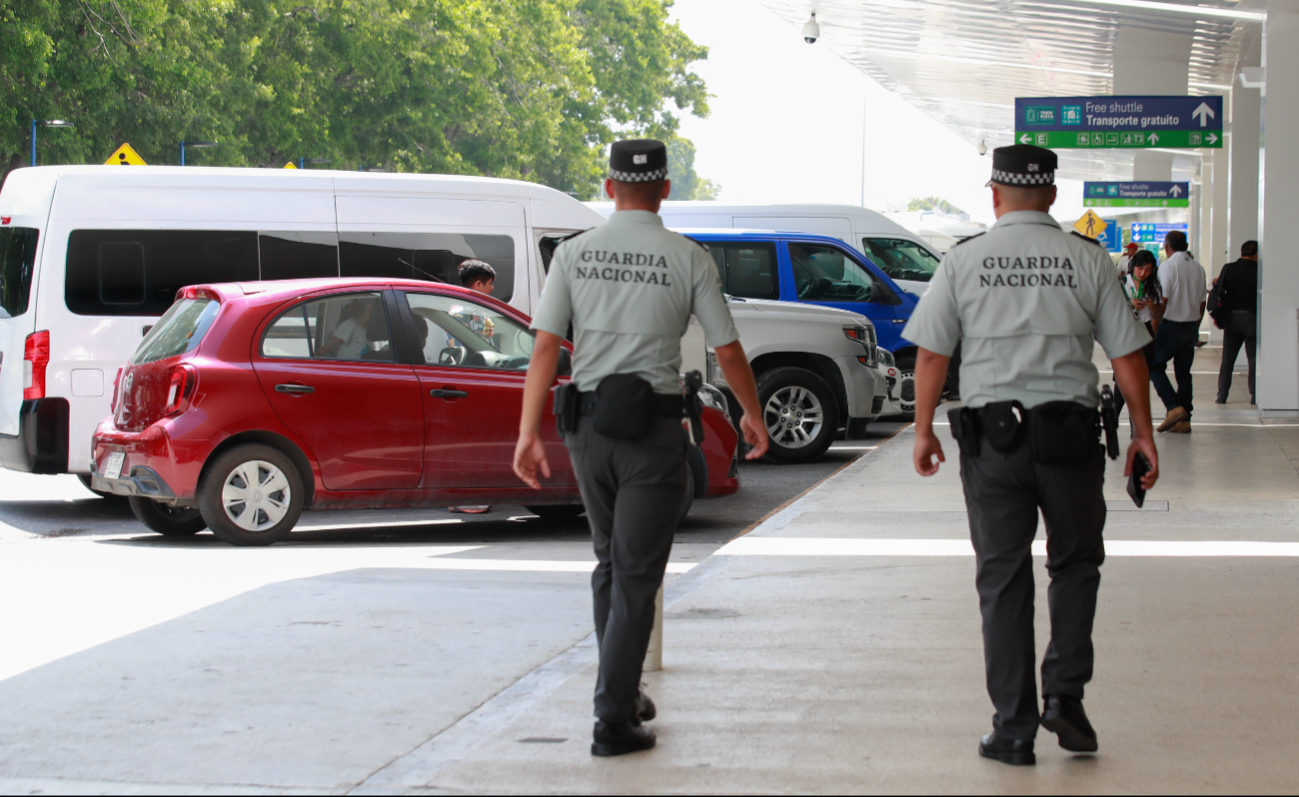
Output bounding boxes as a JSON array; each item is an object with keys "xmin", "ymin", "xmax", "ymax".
[
  {"xmin": 764, "ymin": 385, "xmax": 825, "ymax": 450},
  {"xmin": 221, "ymin": 460, "xmax": 292, "ymax": 531}
]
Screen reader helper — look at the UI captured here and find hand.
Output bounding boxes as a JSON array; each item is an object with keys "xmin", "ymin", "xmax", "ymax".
[
  {"xmin": 914, "ymin": 428, "xmax": 946, "ymax": 476},
  {"xmin": 738, "ymin": 413, "xmax": 769, "ymax": 461},
  {"xmin": 512, "ymin": 431, "xmax": 551, "ymax": 489},
  {"xmin": 1124, "ymin": 436, "xmax": 1159, "ymax": 491}
]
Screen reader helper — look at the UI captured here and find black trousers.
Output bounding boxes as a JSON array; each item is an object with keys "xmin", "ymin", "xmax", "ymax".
[
  {"xmin": 959, "ymin": 441, "xmax": 1107, "ymax": 741},
  {"xmin": 565, "ymin": 415, "xmax": 687, "ymax": 724},
  {"xmin": 1217, "ymin": 310, "xmax": 1256, "ymax": 403}
]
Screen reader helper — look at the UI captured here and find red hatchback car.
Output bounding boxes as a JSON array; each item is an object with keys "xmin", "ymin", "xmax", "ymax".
[{"xmin": 91, "ymin": 279, "xmax": 739, "ymax": 545}]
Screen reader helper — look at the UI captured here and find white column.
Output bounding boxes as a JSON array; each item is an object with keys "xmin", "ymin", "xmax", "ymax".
[
  {"xmin": 1115, "ymin": 26, "xmax": 1190, "ymax": 183},
  {"xmin": 1257, "ymin": 0, "xmax": 1299, "ymax": 412},
  {"xmin": 1199, "ymin": 157, "xmax": 1215, "ymax": 264},
  {"xmin": 1229, "ymin": 38, "xmax": 1263, "ymax": 263},
  {"xmin": 1211, "ymin": 139, "xmax": 1231, "ymax": 269}
]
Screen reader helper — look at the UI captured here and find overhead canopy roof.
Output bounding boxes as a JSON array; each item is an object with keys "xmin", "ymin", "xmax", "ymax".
[{"xmin": 756, "ymin": 0, "xmax": 1262, "ymax": 181}]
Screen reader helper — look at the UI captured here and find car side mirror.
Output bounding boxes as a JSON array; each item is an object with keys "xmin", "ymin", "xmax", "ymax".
[{"xmin": 557, "ymin": 347, "xmax": 573, "ymax": 376}]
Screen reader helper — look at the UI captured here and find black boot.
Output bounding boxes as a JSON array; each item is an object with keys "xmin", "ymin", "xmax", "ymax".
[
  {"xmin": 1041, "ymin": 694, "xmax": 1098, "ymax": 753},
  {"xmin": 978, "ymin": 732, "xmax": 1035, "ymax": 766},
  {"xmin": 592, "ymin": 720, "xmax": 656, "ymax": 757}
]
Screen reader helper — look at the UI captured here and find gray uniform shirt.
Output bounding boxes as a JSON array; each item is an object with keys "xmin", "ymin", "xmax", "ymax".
[
  {"xmin": 903, "ymin": 211, "xmax": 1150, "ymax": 410},
  {"xmin": 531, "ymin": 210, "xmax": 739, "ymax": 394}
]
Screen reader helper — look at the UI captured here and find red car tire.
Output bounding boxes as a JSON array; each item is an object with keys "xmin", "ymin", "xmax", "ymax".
[{"xmin": 200, "ymin": 444, "xmax": 304, "ymax": 546}]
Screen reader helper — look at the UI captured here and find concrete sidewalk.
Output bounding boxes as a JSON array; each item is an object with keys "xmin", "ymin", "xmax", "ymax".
[
  {"xmin": 4, "ymin": 366, "xmax": 1297, "ymax": 794},
  {"xmin": 355, "ymin": 374, "xmax": 1299, "ymax": 794}
]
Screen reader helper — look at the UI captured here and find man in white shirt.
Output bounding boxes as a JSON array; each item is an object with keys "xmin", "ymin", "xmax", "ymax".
[
  {"xmin": 1151, "ymin": 231, "xmax": 1207, "ymax": 433},
  {"xmin": 1117, "ymin": 242, "xmax": 1138, "ymax": 278}
]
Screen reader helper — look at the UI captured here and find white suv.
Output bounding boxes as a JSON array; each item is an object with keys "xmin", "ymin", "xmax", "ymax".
[{"xmin": 706, "ymin": 298, "xmax": 886, "ymax": 464}]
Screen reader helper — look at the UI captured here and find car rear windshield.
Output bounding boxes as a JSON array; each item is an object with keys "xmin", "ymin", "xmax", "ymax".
[
  {"xmin": 130, "ymin": 298, "xmax": 220, "ymax": 364},
  {"xmin": 0, "ymin": 227, "xmax": 39, "ymax": 319}
]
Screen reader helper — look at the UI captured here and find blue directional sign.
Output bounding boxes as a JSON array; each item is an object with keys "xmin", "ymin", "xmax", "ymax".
[
  {"xmin": 1131, "ymin": 222, "xmax": 1189, "ymax": 243},
  {"xmin": 1016, "ymin": 96, "xmax": 1223, "ymax": 149},
  {"xmin": 1084, "ymin": 181, "xmax": 1190, "ymax": 208},
  {"xmin": 1098, "ymin": 220, "xmax": 1121, "ymax": 253}
]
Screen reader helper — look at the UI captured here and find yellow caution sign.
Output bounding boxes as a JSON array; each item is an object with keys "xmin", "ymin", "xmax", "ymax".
[
  {"xmin": 1073, "ymin": 209, "xmax": 1106, "ymax": 239},
  {"xmin": 283, "ymin": 161, "xmax": 297, "ymax": 169},
  {"xmin": 105, "ymin": 143, "xmax": 147, "ymax": 166}
]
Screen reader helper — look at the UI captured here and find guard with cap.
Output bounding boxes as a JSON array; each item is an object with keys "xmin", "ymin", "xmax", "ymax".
[
  {"xmin": 513, "ymin": 139, "xmax": 768, "ymax": 757},
  {"xmin": 905, "ymin": 144, "xmax": 1161, "ymax": 766}
]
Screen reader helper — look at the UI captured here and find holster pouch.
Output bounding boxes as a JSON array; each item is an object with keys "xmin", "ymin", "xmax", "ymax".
[
  {"xmin": 593, "ymin": 373, "xmax": 654, "ymax": 440},
  {"xmin": 553, "ymin": 382, "xmax": 579, "ymax": 435},
  {"xmin": 1031, "ymin": 401, "xmax": 1100, "ymax": 464},
  {"xmin": 948, "ymin": 407, "xmax": 980, "ymax": 457},
  {"xmin": 982, "ymin": 400, "xmax": 1026, "ymax": 453},
  {"xmin": 683, "ymin": 370, "xmax": 705, "ymax": 445}
]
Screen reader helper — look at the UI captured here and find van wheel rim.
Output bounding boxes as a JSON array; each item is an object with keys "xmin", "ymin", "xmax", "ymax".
[
  {"xmin": 763, "ymin": 386, "xmax": 824, "ymax": 449},
  {"xmin": 222, "ymin": 460, "xmax": 291, "ymax": 531}
]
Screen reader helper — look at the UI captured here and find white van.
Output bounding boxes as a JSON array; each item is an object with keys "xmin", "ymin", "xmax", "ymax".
[
  {"xmin": 0, "ymin": 166, "xmax": 709, "ymax": 481},
  {"xmin": 588, "ymin": 202, "xmax": 945, "ymax": 296}
]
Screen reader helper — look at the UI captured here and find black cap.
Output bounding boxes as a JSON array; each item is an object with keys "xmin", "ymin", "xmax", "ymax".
[
  {"xmin": 989, "ymin": 144, "xmax": 1057, "ymax": 186},
  {"xmin": 609, "ymin": 139, "xmax": 668, "ymax": 183}
]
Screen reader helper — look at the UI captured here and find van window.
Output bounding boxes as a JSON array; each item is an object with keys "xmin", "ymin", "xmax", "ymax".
[
  {"xmin": 259, "ymin": 232, "xmax": 339, "ymax": 280},
  {"xmin": 66, "ymin": 230, "xmax": 259, "ymax": 316},
  {"xmin": 704, "ymin": 241, "xmax": 780, "ymax": 300},
  {"xmin": 862, "ymin": 238, "xmax": 941, "ymax": 283},
  {"xmin": 789, "ymin": 242, "xmax": 899, "ymax": 305},
  {"xmin": 340, "ymin": 232, "xmax": 515, "ymax": 301},
  {"xmin": 0, "ymin": 227, "xmax": 39, "ymax": 318},
  {"xmin": 130, "ymin": 298, "xmax": 220, "ymax": 364}
]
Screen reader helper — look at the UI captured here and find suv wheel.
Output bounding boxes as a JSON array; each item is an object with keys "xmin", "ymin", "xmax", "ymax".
[
  {"xmin": 757, "ymin": 367, "xmax": 840, "ymax": 464},
  {"xmin": 129, "ymin": 496, "xmax": 207, "ymax": 537},
  {"xmin": 199, "ymin": 444, "xmax": 304, "ymax": 546},
  {"xmin": 678, "ymin": 458, "xmax": 696, "ymax": 525},
  {"xmin": 896, "ymin": 357, "xmax": 917, "ymax": 418}
]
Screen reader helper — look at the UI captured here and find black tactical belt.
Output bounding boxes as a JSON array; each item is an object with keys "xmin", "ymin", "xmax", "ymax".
[
  {"xmin": 578, "ymin": 391, "xmax": 684, "ymax": 417},
  {"xmin": 949, "ymin": 400, "xmax": 1102, "ymax": 464}
]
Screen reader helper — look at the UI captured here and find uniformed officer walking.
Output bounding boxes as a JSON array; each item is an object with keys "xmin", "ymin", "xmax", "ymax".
[
  {"xmin": 513, "ymin": 139, "xmax": 768, "ymax": 757},
  {"xmin": 905, "ymin": 145, "xmax": 1161, "ymax": 765}
]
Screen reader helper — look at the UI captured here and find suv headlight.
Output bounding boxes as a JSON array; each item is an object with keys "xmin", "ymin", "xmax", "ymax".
[
  {"xmin": 878, "ymin": 347, "xmax": 895, "ymax": 367},
  {"xmin": 705, "ymin": 351, "xmax": 730, "ymax": 390}
]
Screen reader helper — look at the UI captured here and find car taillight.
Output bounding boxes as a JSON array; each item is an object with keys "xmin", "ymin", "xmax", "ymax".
[
  {"xmin": 110, "ymin": 366, "xmax": 124, "ymax": 414},
  {"xmin": 164, "ymin": 364, "xmax": 197, "ymax": 415},
  {"xmin": 23, "ymin": 331, "xmax": 49, "ymax": 401}
]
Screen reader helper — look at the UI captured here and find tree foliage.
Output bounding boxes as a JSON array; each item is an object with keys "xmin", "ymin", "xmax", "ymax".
[
  {"xmin": 665, "ymin": 135, "xmax": 718, "ymax": 200},
  {"xmin": 0, "ymin": 0, "xmax": 717, "ymax": 197}
]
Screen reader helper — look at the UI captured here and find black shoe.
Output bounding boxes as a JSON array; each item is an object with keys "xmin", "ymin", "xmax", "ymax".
[
  {"xmin": 1041, "ymin": 694, "xmax": 1099, "ymax": 753},
  {"xmin": 1215, "ymin": 398, "xmax": 1227, "ymax": 404},
  {"xmin": 978, "ymin": 732, "xmax": 1035, "ymax": 766},
  {"xmin": 592, "ymin": 720, "xmax": 656, "ymax": 757},
  {"xmin": 636, "ymin": 690, "xmax": 657, "ymax": 722}
]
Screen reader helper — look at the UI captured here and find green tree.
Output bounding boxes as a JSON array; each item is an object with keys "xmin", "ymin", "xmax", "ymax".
[
  {"xmin": 665, "ymin": 135, "xmax": 718, "ymax": 200},
  {"xmin": 0, "ymin": 0, "xmax": 715, "ymax": 198}
]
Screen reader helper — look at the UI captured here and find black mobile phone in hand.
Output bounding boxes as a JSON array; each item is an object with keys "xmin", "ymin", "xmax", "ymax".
[{"xmin": 1128, "ymin": 452, "xmax": 1151, "ymax": 508}]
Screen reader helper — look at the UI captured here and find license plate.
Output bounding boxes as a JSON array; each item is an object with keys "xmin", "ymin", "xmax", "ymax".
[{"xmin": 103, "ymin": 452, "xmax": 125, "ymax": 481}]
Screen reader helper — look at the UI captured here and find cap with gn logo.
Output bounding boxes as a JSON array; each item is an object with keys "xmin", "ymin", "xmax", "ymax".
[
  {"xmin": 609, "ymin": 139, "xmax": 668, "ymax": 183},
  {"xmin": 988, "ymin": 143, "xmax": 1057, "ymax": 187}
]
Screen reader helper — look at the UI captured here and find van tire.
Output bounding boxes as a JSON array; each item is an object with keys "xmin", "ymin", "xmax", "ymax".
[
  {"xmin": 757, "ymin": 367, "xmax": 840, "ymax": 464},
  {"xmin": 199, "ymin": 444, "xmax": 304, "ymax": 546},
  {"xmin": 129, "ymin": 497, "xmax": 207, "ymax": 536}
]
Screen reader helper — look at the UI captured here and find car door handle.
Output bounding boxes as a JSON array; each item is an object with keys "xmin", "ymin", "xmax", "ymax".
[
  {"xmin": 275, "ymin": 384, "xmax": 316, "ymax": 394},
  {"xmin": 430, "ymin": 388, "xmax": 469, "ymax": 399}
]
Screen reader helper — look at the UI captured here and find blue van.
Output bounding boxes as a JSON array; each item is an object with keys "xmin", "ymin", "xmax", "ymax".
[{"xmin": 683, "ymin": 229, "xmax": 921, "ymax": 368}]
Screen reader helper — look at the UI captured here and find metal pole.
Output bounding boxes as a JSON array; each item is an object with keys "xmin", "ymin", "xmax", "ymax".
[
  {"xmin": 299, "ymin": 157, "xmax": 305, "ymax": 170},
  {"xmin": 643, "ymin": 584, "xmax": 664, "ymax": 672},
  {"xmin": 180, "ymin": 141, "xmax": 186, "ymax": 167},
  {"xmin": 30, "ymin": 120, "xmax": 36, "ymax": 167}
]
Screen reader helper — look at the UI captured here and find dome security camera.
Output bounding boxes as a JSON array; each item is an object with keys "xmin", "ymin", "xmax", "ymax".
[
  {"xmin": 978, "ymin": 140, "xmax": 988, "ymax": 156},
  {"xmin": 803, "ymin": 13, "xmax": 820, "ymax": 44}
]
